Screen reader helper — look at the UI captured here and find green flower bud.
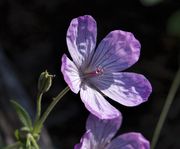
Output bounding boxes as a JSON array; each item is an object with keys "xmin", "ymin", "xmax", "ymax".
[{"xmin": 38, "ymin": 71, "xmax": 54, "ymax": 93}]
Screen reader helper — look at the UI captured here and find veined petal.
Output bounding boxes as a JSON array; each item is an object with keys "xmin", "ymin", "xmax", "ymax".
[
  {"xmin": 92, "ymin": 72, "xmax": 152, "ymax": 106},
  {"xmin": 61, "ymin": 54, "xmax": 81, "ymax": 93},
  {"xmin": 74, "ymin": 131, "xmax": 94, "ymax": 149},
  {"xmin": 80, "ymin": 84, "xmax": 120, "ymax": 119},
  {"xmin": 66, "ymin": 15, "xmax": 97, "ymax": 68},
  {"xmin": 107, "ymin": 132, "xmax": 150, "ymax": 149},
  {"xmin": 85, "ymin": 113, "xmax": 122, "ymax": 148},
  {"xmin": 90, "ymin": 30, "xmax": 140, "ymax": 72}
]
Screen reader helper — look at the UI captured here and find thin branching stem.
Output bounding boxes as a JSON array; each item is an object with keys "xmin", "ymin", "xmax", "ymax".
[
  {"xmin": 151, "ymin": 68, "xmax": 180, "ymax": 149},
  {"xmin": 28, "ymin": 134, "xmax": 39, "ymax": 149},
  {"xmin": 35, "ymin": 92, "xmax": 43, "ymax": 122},
  {"xmin": 33, "ymin": 86, "xmax": 69, "ymax": 134}
]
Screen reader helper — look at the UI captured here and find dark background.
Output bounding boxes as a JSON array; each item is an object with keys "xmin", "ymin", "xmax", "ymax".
[{"xmin": 0, "ymin": 0, "xmax": 180, "ymax": 148}]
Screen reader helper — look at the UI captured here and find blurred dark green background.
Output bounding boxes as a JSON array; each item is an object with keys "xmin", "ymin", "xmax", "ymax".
[{"xmin": 0, "ymin": 0, "xmax": 179, "ymax": 148}]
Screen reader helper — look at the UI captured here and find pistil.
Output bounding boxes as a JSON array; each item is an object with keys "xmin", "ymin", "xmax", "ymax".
[{"xmin": 83, "ymin": 66, "xmax": 104, "ymax": 78}]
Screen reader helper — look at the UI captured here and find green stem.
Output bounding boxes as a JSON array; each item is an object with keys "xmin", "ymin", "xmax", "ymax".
[
  {"xmin": 151, "ymin": 68, "xmax": 180, "ymax": 149},
  {"xmin": 28, "ymin": 134, "xmax": 39, "ymax": 149},
  {"xmin": 35, "ymin": 92, "xmax": 43, "ymax": 122},
  {"xmin": 33, "ymin": 86, "xmax": 69, "ymax": 133},
  {"xmin": 3, "ymin": 142, "xmax": 21, "ymax": 149}
]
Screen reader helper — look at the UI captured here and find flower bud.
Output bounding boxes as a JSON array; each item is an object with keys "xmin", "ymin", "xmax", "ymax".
[{"xmin": 38, "ymin": 71, "xmax": 54, "ymax": 93}]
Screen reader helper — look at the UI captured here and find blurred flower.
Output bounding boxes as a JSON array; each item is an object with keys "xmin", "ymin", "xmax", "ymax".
[
  {"xmin": 74, "ymin": 112, "xmax": 150, "ymax": 149},
  {"xmin": 61, "ymin": 15, "xmax": 152, "ymax": 119}
]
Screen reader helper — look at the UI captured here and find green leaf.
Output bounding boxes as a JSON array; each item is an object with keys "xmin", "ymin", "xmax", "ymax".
[
  {"xmin": 11, "ymin": 100, "xmax": 32, "ymax": 129},
  {"xmin": 167, "ymin": 10, "xmax": 180, "ymax": 37},
  {"xmin": 15, "ymin": 129, "xmax": 20, "ymax": 140}
]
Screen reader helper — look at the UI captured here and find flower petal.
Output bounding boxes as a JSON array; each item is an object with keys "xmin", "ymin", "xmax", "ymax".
[
  {"xmin": 107, "ymin": 132, "xmax": 150, "ymax": 149},
  {"xmin": 90, "ymin": 30, "xmax": 140, "ymax": 72},
  {"xmin": 92, "ymin": 72, "xmax": 152, "ymax": 106},
  {"xmin": 66, "ymin": 15, "xmax": 97, "ymax": 68},
  {"xmin": 80, "ymin": 84, "xmax": 120, "ymax": 119},
  {"xmin": 61, "ymin": 54, "xmax": 81, "ymax": 93},
  {"xmin": 85, "ymin": 113, "xmax": 122, "ymax": 147},
  {"xmin": 74, "ymin": 113, "xmax": 122, "ymax": 149},
  {"xmin": 74, "ymin": 131, "xmax": 94, "ymax": 149}
]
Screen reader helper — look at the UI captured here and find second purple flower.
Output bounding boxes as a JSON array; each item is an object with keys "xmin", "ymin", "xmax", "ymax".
[
  {"xmin": 61, "ymin": 15, "xmax": 152, "ymax": 119},
  {"xmin": 74, "ymin": 112, "xmax": 150, "ymax": 149}
]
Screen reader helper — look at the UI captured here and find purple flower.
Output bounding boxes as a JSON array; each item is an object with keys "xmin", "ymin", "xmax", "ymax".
[
  {"xmin": 61, "ymin": 15, "xmax": 152, "ymax": 119},
  {"xmin": 74, "ymin": 113, "xmax": 150, "ymax": 149}
]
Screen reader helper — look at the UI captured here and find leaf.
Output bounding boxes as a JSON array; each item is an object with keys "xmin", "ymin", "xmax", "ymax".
[
  {"xmin": 11, "ymin": 100, "xmax": 32, "ymax": 129},
  {"xmin": 167, "ymin": 10, "xmax": 180, "ymax": 37},
  {"xmin": 15, "ymin": 129, "xmax": 20, "ymax": 140}
]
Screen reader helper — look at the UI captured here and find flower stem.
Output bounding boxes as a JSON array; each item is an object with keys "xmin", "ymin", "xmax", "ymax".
[
  {"xmin": 28, "ymin": 134, "xmax": 39, "ymax": 149},
  {"xmin": 151, "ymin": 68, "xmax": 180, "ymax": 149},
  {"xmin": 3, "ymin": 142, "xmax": 21, "ymax": 149},
  {"xmin": 35, "ymin": 92, "xmax": 43, "ymax": 122},
  {"xmin": 33, "ymin": 86, "xmax": 69, "ymax": 133}
]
